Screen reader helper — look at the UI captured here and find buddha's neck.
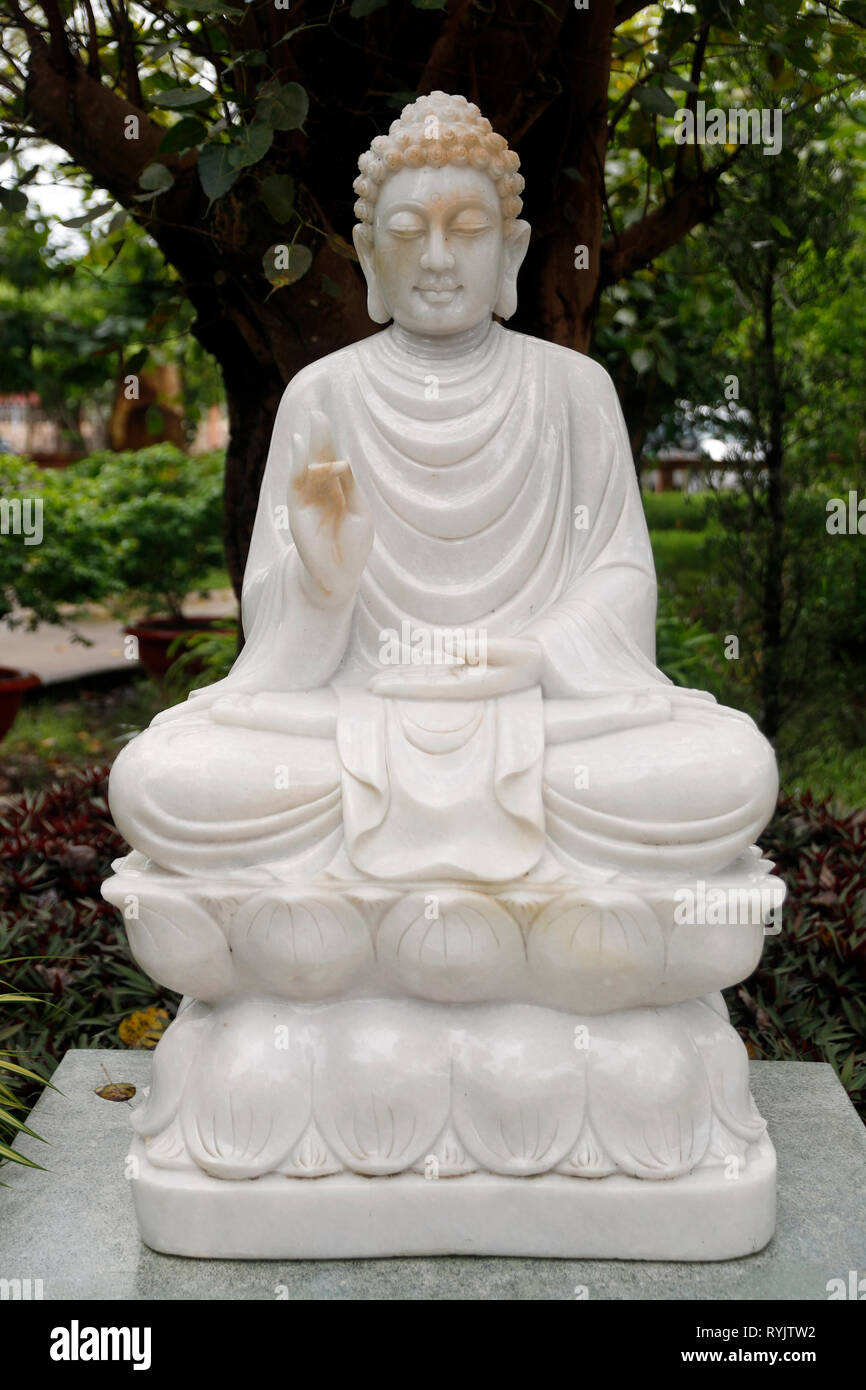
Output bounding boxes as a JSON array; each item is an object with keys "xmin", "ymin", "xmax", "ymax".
[{"xmin": 388, "ymin": 318, "xmax": 495, "ymax": 362}]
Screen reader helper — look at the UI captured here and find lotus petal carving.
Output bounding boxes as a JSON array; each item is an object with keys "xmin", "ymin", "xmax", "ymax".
[{"xmin": 377, "ymin": 891, "xmax": 525, "ymax": 1001}]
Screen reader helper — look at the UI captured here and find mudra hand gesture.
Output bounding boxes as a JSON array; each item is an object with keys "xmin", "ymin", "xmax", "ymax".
[
  {"xmin": 291, "ymin": 410, "xmax": 373, "ymax": 603},
  {"xmin": 369, "ymin": 636, "xmax": 543, "ymax": 700}
]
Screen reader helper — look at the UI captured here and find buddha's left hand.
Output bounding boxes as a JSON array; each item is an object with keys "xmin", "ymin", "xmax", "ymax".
[{"xmin": 369, "ymin": 637, "xmax": 542, "ymax": 700}]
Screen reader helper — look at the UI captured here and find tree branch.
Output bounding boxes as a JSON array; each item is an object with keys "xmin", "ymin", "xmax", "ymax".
[
  {"xmin": 80, "ymin": 0, "xmax": 101, "ymax": 79},
  {"xmin": 37, "ymin": 0, "xmax": 73, "ymax": 72},
  {"xmin": 674, "ymin": 21, "xmax": 709, "ymax": 182},
  {"xmin": 600, "ymin": 150, "xmax": 740, "ymax": 286},
  {"xmin": 22, "ymin": 42, "xmax": 192, "ymax": 207}
]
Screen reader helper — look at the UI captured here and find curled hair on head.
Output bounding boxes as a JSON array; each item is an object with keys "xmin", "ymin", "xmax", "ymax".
[{"xmin": 353, "ymin": 91, "xmax": 524, "ymax": 247}]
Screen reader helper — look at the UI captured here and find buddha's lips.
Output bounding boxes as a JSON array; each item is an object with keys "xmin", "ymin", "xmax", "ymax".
[{"xmin": 415, "ymin": 284, "xmax": 462, "ymax": 303}]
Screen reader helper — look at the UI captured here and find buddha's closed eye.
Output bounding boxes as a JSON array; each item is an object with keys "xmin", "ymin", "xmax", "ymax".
[
  {"xmin": 387, "ymin": 218, "xmax": 426, "ymax": 238},
  {"xmin": 386, "ymin": 215, "xmax": 492, "ymax": 239}
]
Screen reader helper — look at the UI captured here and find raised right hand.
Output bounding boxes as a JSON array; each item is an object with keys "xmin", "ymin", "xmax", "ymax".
[{"xmin": 290, "ymin": 410, "xmax": 373, "ymax": 603}]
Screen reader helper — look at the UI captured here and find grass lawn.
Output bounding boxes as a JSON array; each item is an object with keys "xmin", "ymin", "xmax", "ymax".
[{"xmin": 0, "ymin": 680, "xmax": 162, "ymax": 797}]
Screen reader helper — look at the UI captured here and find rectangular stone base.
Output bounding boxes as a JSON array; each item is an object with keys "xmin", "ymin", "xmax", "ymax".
[{"xmin": 130, "ymin": 1133, "xmax": 776, "ymax": 1261}]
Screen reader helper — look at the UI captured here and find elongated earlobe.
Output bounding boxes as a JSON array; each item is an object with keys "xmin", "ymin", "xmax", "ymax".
[
  {"xmin": 494, "ymin": 220, "xmax": 531, "ymax": 320},
  {"xmin": 352, "ymin": 226, "xmax": 392, "ymax": 324}
]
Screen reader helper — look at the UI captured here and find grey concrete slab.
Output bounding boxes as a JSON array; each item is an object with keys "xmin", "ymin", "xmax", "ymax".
[{"xmin": 1, "ymin": 1052, "xmax": 863, "ymax": 1300}]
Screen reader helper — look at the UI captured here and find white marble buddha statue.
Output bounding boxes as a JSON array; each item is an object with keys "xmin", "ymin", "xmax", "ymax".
[
  {"xmin": 105, "ymin": 94, "xmax": 782, "ymax": 1259},
  {"xmin": 110, "ymin": 92, "xmax": 777, "ymax": 886}
]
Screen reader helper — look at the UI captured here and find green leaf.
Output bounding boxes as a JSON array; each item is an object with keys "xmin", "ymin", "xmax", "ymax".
[
  {"xmin": 229, "ymin": 121, "xmax": 274, "ymax": 170},
  {"xmin": 412, "ymin": 0, "xmax": 447, "ymax": 8},
  {"xmin": 138, "ymin": 163, "xmax": 174, "ymax": 196},
  {"xmin": 0, "ymin": 186, "xmax": 28, "ymax": 213},
  {"xmin": 151, "ymin": 86, "xmax": 213, "ymax": 110},
  {"xmin": 769, "ymin": 215, "xmax": 793, "ymax": 239},
  {"xmin": 256, "ymin": 80, "xmax": 309, "ymax": 131},
  {"xmin": 350, "ymin": 0, "xmax": 388, "ymax": 13},
  {"xmin": 562, "ymin": 166, "xmax": 585, "ymax": 182},
  {"xmin": 263, "ymin": 242, "xmax": 313, "ymax": 288},
  {"xmin": 61, "ymin": 201, "xmax": 114, "ymax": 228},
  {"xmin": 647, "ymin": 52, "xmax": 670, "ymax": 70},
  {"xmin": 158, "ymin": 117, "xmax": 208, "ymax": 155},
  {"xmin": 630, "ymin": 347, "xmax": 653, "ymax": 375},
  {"xmin": 0, "ymin": 1141, "xmax": 45, "ymax": 1169},
  {"xmin": 326, "ymin": 232, "xmax": 359, "ymax": 262},
  {"xmin": 0, "ymin": 1057, "xmax": 49, "ymax": 1082},
  {"xmin": 633, "ymin": 85, "xmax": 678, "ymax": 118},
  {"xmin": 125, "ymin": 348, "xmax": 149, "ymax": 375},
  {"xmin": 197, "ymin": 142, "xmax": 240, "ymax": 202},
  {"xmin": 321, "ymin": 274, "xmax": 341, "ymax": 298},
  {"xmin": 663, "ymin": 74, "xmax": 699, "ymax": 93},
  {"xmin": 259, "ymin": 173, "xmax": 296, "ymax": 222},
  {"xmin": 658, "ymin": 356, "xmax": 677, "ymax": 387},
  {"xmin": 107, "ymin": 210, "xmax": 129, "ymax": 235}
]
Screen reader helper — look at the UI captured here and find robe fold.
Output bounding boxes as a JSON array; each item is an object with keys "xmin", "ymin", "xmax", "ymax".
[{"xmin": 128, "ymin": 323, "xmax": 775, "ymax": 881}]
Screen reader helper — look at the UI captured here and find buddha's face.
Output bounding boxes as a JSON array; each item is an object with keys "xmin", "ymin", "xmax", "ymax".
[{"xmin": 354, "ymin": 165, "xmax": 529, "ymax": 335}]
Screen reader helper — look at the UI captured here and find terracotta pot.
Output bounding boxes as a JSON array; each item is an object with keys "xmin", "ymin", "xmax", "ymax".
[
  {"xmin": 0, "ymin": 667, "xmax": 41, "ymax": 740},
  {"xmin": 123, "ymin": 616, "xmax": 233, "ymax": 680}
]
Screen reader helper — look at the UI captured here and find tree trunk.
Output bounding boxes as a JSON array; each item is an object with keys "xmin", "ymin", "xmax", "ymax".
[
  {"xmin": 759, "ymin": 257, "xmax": 784, "ymax": 740},
  {"xmin": 11, "ymin": 0, "xmax": 735, "ymax": 618}
]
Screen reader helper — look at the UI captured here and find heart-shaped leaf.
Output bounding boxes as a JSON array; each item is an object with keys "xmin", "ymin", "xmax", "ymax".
[
  {"xmin": 633, "ymin": 85, "xmax": 678, "ymax": 118},
  {"xmin": 263, "ymin": 242, "xmax": 313, "ymax": 287},
  {"xmin": 229, "ymin": 121, "xmax": 274, "ymax": 169},
  {"xmin": 260, "ymin": 173, "xmax": 296, "ymax": 222},
  {"xmin": 138, "ymin": 163, "xmax": 174, "ymax": 195},
  {"xmin": 159, "ymin": 116, "xmax": 208, "ymax": 155},
  {"xmin": 198, "ymin": 142, "xmax": 240, "ymax": 202},
  {"xmin": 151, "ymin": 85, "xmax": 213, "ymax": 109},
  {"xmin": 256, "ymin": 80, "xmax": 308, "ymax": 131},
  {"xmin": 0, "ymin": 186, "xmax": 28, "ymax": 213}
]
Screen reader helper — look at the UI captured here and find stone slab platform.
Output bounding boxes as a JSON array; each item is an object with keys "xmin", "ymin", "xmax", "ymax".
[{"xmin": 1, "ymin": 1052, "xmax": 864, "ymax": 1299}]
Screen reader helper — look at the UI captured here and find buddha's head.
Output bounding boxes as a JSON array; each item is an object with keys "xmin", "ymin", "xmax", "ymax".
[{"xmin": 352, "ymin": 92, "xmax": 530, "ymax": 336}]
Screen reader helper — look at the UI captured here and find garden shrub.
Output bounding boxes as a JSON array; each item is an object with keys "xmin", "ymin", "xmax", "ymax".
[
  {"xmin": 727, "ymin": 792, "xmax": 866, "ymax": 1118},
  {"xmin": 0, "ymin": 445, "xmax": 226, "ymax": 628},
  {"xmin": 0, "ymin": 767, "xmax": 177, "ymax": 1135}
]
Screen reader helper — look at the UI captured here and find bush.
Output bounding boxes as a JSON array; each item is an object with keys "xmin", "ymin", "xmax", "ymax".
[
  {"xmin": 76, "ymin": 446, "xmax": 226, "ymax": 620},
  {"xmin": 729, "ymin": 792, "xmax": 866, "ymax": 1118},
  {"xmin": 0, "ymin": 767, "xmax": 177, "ymax": 1134},
  {"xmin": 0, "ymin": 453, "xmax": 110, "ymax": 627},
  {"xmin": 1, "ymin": 445, "xmax": 226, "ymax": 629},
  {"xmin": 654, "ymin": 592, "xmax": 723, "ymax": 693}
]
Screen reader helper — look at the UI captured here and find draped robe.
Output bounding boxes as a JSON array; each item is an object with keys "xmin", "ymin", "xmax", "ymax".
[{"xmin": 110, "ymin": 323, "xmax": 777, "ymax": 881}]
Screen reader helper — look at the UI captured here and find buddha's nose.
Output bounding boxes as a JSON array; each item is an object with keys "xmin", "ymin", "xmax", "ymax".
[{"xmin": 420, "ymin": 228, "xmax": 455, "ymax": 273}]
